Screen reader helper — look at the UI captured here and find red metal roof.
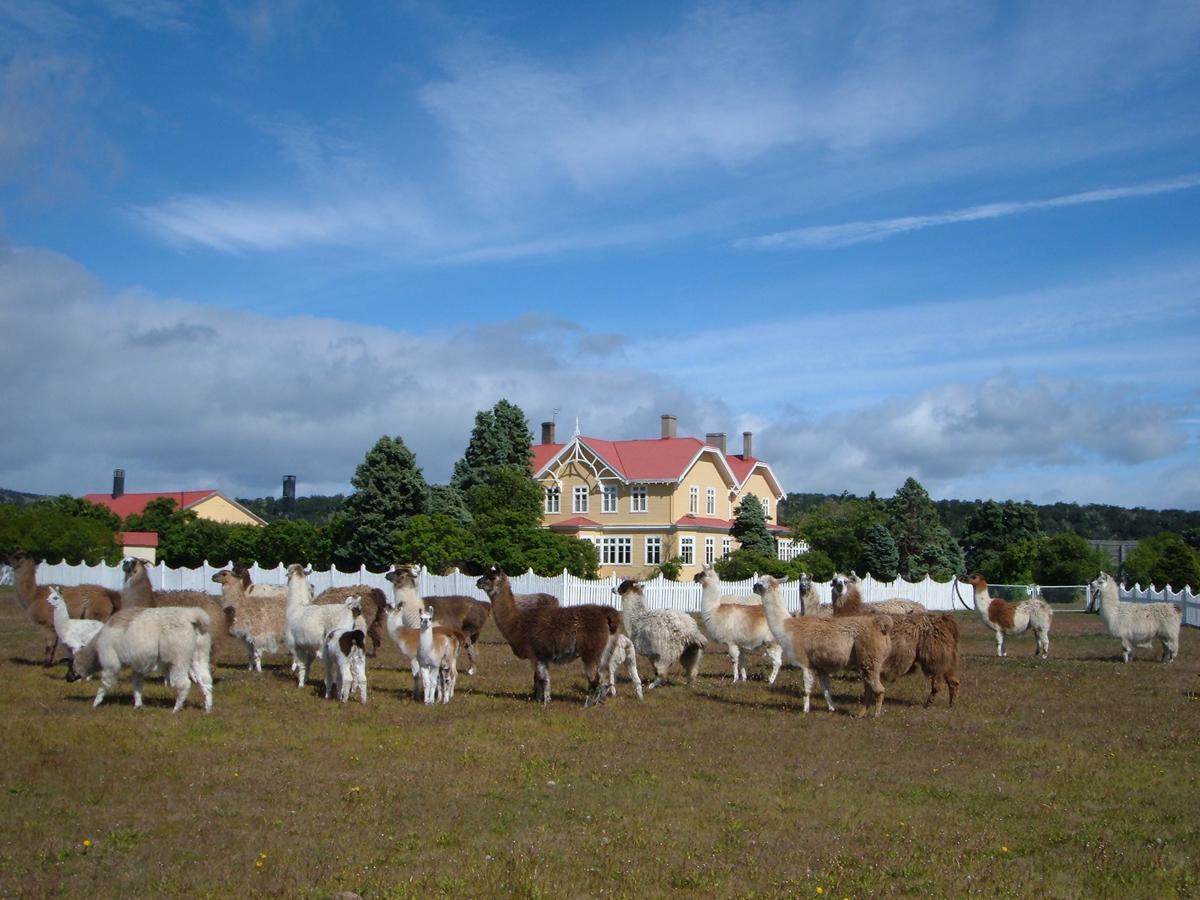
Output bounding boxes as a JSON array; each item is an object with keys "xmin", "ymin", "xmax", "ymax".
[
  {"xmin": 547, "ymin": 516, "xmax": 602, "ymax": 529},
  {"xmin": 83, "ymin": 490, "xmax": 220, "ymax": 520},
  {"xmin": 116, "ymin": 531, "xmax": 160, "ymax": 546},
  {"xmin": 673, "ymin": 516, "xmax": 734, "ymax": 530}
]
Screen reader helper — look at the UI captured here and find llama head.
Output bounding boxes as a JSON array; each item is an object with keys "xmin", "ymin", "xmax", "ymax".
[
  {"xmin": 385, "ymin": 565, "xmax": 418, "ymax": 589},
  {"xmin": 231, "ymin": 563, "xmax": 253, "ymax": 588},
  {"xmin": 475, "ymin": 566, "xmax": 505, "ymax": 592},
  {"xmin": 47, "ymin": 586, "xmax": 65, "ymax": 608},
  {"xmin": 753, "ymin": 575, "xmax": 784, "ymax": 596},
  {"xmin": 1090, "ymin": 572, "xmax": 1110, "ymax": 592},
  {"xmin": 211, "ymin": 569, "xmax": 235, "ymax": 585},
  {"xmin": 344, "ymin": 595, "xmax": 363, "ymax": 617},
  {"xmin": 612, "ymin": 579, "xmax": 641, "ymax": 599},
  {"xmin": 830, "ymin": 574, "xmax": 847, "ymax": 600},
  {"xmin": 286, "ymin": 563, "xmax": 311, "ymax": 579},
  {"xmin": 122, "ymin": 557, "xmax": 145, "ymax": 577},
  {"xmin": 419, "ymin": 607, "xmax": 434, "ymax": 630},
  {"xmin": 966, "ymin": 573, "xmax": 987, "ymax": 590},
  {"xmin": 692, "ymin": 564, "xmax": 717, "ymax": 586}
]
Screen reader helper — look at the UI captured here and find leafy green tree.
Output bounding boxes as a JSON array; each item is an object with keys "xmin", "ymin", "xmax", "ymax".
[
  {"xmin": 468, "ymin": 518, "xmax": 597, "ymax": 577},
  {"xmin": 0, "ymin": 503, "xmax": 118, "ymax": 563},
  {"xmin": 37, "ymin": 495, "xmax": 121, "ymax": 530},
  {"xmin": 987, "ymin": 536, "xmax": 1043, "ymax": 584},
  {"xmin": 123, "ymin": 496, "xmax": 188, "ymax": 535},
  {"xmin": 786, "ymin": 549, "xmax": 836, "ymax": 582},
  {"xmin": 254, "ymin": 520, "xmax": 331, "ymax": 568},
  {"xmin": 655, "ymin": 556, "xmax": 684, "ymax": 581},
  {"xmin": 960, "ymin": 500, "xmax": 1042, "ymax": 573},
  {"xmin": 1122, "ymin": 533, "xmax": 1200, "ymax": 589},
  {"xmin": 426, "ymin": 484, "xmax": 473, "ymax": 528},
  {"xmin": 392, "ymin": 513, "xmax": 477, "ymax": 574},
  {"xmin": 731, "ymin": 493, "xmax": 775, "ymax": 557},
  {"xmin": 714, "ymin": 548, "xmax": 786, "ymax": 581},
  {"xmin": 335, "ymin": 435, "xmax": 429, "ymax": 569},
  {"xmin": 158, "ymin": 516, "xmax": 238, "ymax": 568},
  {"xmin": 887, "ymin": 478, "xmax": 962, "ymax": 580},
  {"xmin": 1032, "ymin": 533, "xmax": 1111, "ymax": 586},
  {"xmin": 466, "ymin": 466, "xmax": 544, "ymax": 530},
  {"xmin": 858, "ymin": 523, "xmax": 899, "ymax": 580},
  {"xmin": 794, "ymin": 495, "xmax": 885, "ymax": 573}
]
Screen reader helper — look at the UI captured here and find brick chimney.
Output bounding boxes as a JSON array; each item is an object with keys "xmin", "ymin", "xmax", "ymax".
[
  {"xmin": 742, "ymin": 431, "xmax": 753, "ymax": 459},
  {"xmin": 541, "ymin": 421, "xmax": 556, "ymax": 445},
  {"xmin": 706, "ymin": 432, "xmax": 727, "ymax": 455},
  {"xmin": 112, "ymin": 469, "xmax": 125, "ymax": 499},
  {"xmin": 661, "ymin": 414, "xmax": 677, "ymax": 439}
]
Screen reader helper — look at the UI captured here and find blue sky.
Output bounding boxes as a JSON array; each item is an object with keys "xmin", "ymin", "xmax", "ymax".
[{"xmin": 1, "ymin": 1, "xmax": 1198, "ymax": 509}]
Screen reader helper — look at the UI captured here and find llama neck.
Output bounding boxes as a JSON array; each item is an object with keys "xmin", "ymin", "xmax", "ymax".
[
  {"xmin": 838, "ymin": 584, "xmax": 865, "ymax": 615},
  {"xmin": 970, "ymin": 583, "xmax": 992, "ymax": 619},
  {"xmin": 699, "ymin": 577, "xmax": 721, "ymax": 615},
  {"xmin": 286, "ymin": 573, "xmax": 310, "ymax": 611},
  {"xmin": 621, "ymin": 592, "xmax": 647, "ymax": 630},
  {"xmin": 1097, "ymin": 579, "xmax": 1120, "ymax": 621},
  {"xmin": 122, "ymin": 568, "xmax": 154, "ymax": 607},
  {"xmin": 50, "ymin": 598, "xmax": 70, "ymax": 632},
  {"xmin": 418, "ymin": 622, "xmax": 433, "ymax": 656},
  {"xmin": 799, "ymin": 585, "xmax": 817, "ymax": 615},
  {"xmin": 218, "ymin": 578, "xmax": 246, "ymax": 610},
  {"xmin": 393, "ymin": 580, "xmax": 423, "ymax": 628},
  {"xmin": 12, "ymin": 558, "xmax": 36, "ymax": 609},
  {"xmin": 485, "ymin": 578, "xmax": 521, "ymax": 642},
  {"xmin": 759, "ymin": 586, "xmax": 789, "ymax": 638}
]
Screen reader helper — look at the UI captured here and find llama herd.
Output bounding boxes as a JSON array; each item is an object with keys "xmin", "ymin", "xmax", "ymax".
[{"xmin": 1, "ymin": 550, "xmax": 1188, "ymax": 716}]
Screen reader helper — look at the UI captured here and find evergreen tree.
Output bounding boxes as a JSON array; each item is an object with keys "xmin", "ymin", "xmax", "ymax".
[
  {"xmin": 858, "ymin": 523, "xmax": 900, "ymax": 580},
  {"xmin": 426, "ymin": 484, "xmax": 473, "ymax": 528},
  {"xmin": 336, "ymin": 434, "xmax": 429, "ymax": 569},
  {"xmin": 887, "ymin": 478, "xmax": 962, "ymax": 580},
  {"xmin": 732, "ymin": 493, "xmax": 776, "ymax": 557},
  {"xmin": 451, "ymin": 399, "xmax": 534, "ymax": 494},
  {"xmin": 392, "ymin": 513, "xmax": 477, "ymax": 574}
]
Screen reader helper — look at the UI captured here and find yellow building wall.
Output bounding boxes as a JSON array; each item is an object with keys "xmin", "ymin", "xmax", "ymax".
[
  {"xmin": 190, "ymin": 495, "xmax": 263, "ymax": 526},
  {"xmin": 738, "ymin": 471, "xmax": 781, "ymax": 524}
]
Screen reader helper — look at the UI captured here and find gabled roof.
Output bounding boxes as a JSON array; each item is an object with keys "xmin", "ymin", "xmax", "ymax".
[
  {"xmin": 547, "ymin": 516, "xmax": 602, "ymax": 530},
  {"xmin": 82, "ymin": 490, "xmax": 267, "ymax": 525},
  {"xmin": 533, "ymin": 434, "xmax": 784, "ymax": 498}
]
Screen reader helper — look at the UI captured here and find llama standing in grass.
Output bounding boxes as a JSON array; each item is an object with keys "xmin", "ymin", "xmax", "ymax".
[
  {"xmin": 212, "ymin": 569, "xmax": 288, "ymax": 672},
  {"xmin": 832, "ymin": 574, "xmax": 926, "ymax": 616},
  {"xmin": 285, "ymin": 564, "xmax": 355, "ymax": 687},
  {"xmin": 231, "ymin": 564, "xmax": 288, "ymax": 598},
  {"xmin": 46, "ymin": 587, "xmax": 105, "ymax": 665},
  {"xmin": 598, "ymin": 633, "xmax": 643, "ymax": 700},
  {"xmin": 417, "ymin": 607, "xmax": 464, "ymax": 704},
  {"xmin": 755, "ymin": 575, "xmax": 893, "ymax": 717},
  {"xmin": 68, "ymin": 606, "xmax": 214, "ymax": 712},
  {"xmin": 476, "ymin": 566, "xmax": 620, "ymax": 707},
  {"xmin": 6, "ymin": 551, "xmax": 120, "ymax": 665},
  {"xmin": 694, "ymin": 563, "xmax": 783, "ymax": 683},
  {"xmin": 877, "ymin": 613, "xmax": 962, "ymax": 708},
  {"xmin": 959, "ymin": 573, "xmax": 1053, "ymax": 658},
  {"xmin": 312, "ymin": 584, "xmax": 388, "ymax": 658},
  {"xmin": 119, "ymin": 558, "xmax": 233, "ymax": 655},
  {"xmin": 322, "ymin": 597, "xmax": 368, "ymax": 703},
  {"xmin": 382, "ymin": 594, "xmax": 468, "ymax": 702},
  {"xmin": 385, "ymin": 564, "xmax": 490, "ymax": 675},
  {"xmin": 613, "ymin": 580, "xmax": 706, "ymax": 689},
  {"xmin": 1091, "ymin": 572, "xmax": 1182, "ymax": 663}
]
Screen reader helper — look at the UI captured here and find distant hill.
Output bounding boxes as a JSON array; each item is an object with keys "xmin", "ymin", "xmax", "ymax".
[{"xmin": 0, "ymin": 488, "xmax": 46, "ymax": 506}]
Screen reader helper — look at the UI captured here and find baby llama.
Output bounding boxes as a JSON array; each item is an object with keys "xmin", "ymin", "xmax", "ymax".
[
  {"xmin": 613, "ymin": 580, "xmax": 707, "ymax": 689},
  {"xmin": 46, "ymin": 587, "xmax": 105, "ymax": 665},
  {"xmin": 598, "ymin": 632, "xmax": 643, "ymax": 699},
  {"xmin": 285, "ymin": 564, "xmax": 355, "ymax": 687},
  {"xmin": 417, "ymin": 607, "xmax": 465, "ymax": 704},
  {"xmin": 322, "ymin": 597, "xmax": 368, "ymax": 703},
  {"xmin": 1091, "ymin": 572, "xmax": 1182, "ymax": 663},
  {"xmin": 959, "ymin": 573, "xmax": 1053, "ymax": 658}
]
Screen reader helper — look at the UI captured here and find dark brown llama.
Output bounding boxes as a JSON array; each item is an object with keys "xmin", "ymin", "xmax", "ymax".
[
  {"xmin": 6, "ymin": 551, "xmax": 121, "ymax": 665},
  {"xmin": 385, "ymin": 565, "xmax": 491, "ymax": 674},
  {"xmin": 874, "ymin": 613, "xmax": 961, "ymax": 708},
  {"xmin": 476, "ymin": 566, "xmax": 620, "ymax": 706}
]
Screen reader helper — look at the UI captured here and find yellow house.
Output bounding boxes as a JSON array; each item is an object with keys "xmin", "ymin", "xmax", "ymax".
[
  {"xmin": 83, "ymin": 470, "xmax": 266, "ymax": 528},
  {"xmin": 532, "ymin": 415, "xmax": 787, "ymax": 579}
]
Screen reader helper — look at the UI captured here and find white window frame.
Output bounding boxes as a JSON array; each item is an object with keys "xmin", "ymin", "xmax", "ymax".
[
  {"xmin": 706, "ymin": 488, "xmax": 716, "ymax": 516},
  {"xmin": 680, "ymin": 537, "xmax": 695, "ymax": 566},
  {"xmin": 630, "ymin": 484, "xmax": 648, "ymax": 513},
  {"xmin": 689, "ymin": 486, "xmax": 699, "ymax": 514},
  {"xmin": 601, "ymin": 484, "xmax": 619, "ymax": 514},
  {"xmin": 722, "ymin": 538, "xmax": 732, "ymax": 558},
  {"xmin": 601, "ymin": 536, "xmax": 632, "ymax": 566},
  {"xmin": 645, "ymin": 536, "xmax": 662, "ymax": 566},
  {"xmin": 761, "ymin": 497, "xmax": 770, "ymax": 520},
  {"xmin": 704, "ymin": 537, "xmax": 715, "ymax": 565},
  {"xmin": 544, "ymin": 486, "xmax": 560, "ymax": 514},
  {"xmin": 573, "ymin": 485, "xmax": 589, "ymax": 514}
]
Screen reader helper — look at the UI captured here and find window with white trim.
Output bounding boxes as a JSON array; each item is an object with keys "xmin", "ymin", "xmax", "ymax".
[
  {"xmin": 645, "ymin": 536, "xmax": 662, "ymax": 565},
  {"xmin": 601, "ymin": 537, "xmax": 632, "ymax": 566},
  {"xmin": 601, "ymin": 484, "xmax": 618, "ymax": 513},
  {"xmin": 722, "ymin": 538, "xmax": 732, "ymax": 558},
  {"xmin": 689, "ymin": 486, "xmax": 699, "ymax": 514},
  {"xmin": 573, "ymin": 486, "xmax": 589, "ymax": 514},
  {"xmin": 706, "ymin": 488, "xmax": 716, "ymax": 516},
  {"xmin": 761, "ymin": 497, "xmax": 770, "ymax": 520},
  {"xmin": 680, "ymin": 537, "xmax": 695, "ymax": 566},
  {"xmin": 544, "ymin": 486, "xmax": 560, "ymax": 514},
  {"xmin": 630, "ymin": 484, "xmax": 648, "ymax": 512},
  {"xmin": 704, "ymin": 537, "xmax": 715, "ymax": 565}
]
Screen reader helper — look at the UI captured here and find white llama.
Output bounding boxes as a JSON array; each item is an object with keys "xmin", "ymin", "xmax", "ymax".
[{"xmin": 1091, "ymin": 572, "xmax": 1182, "ymax": 663}]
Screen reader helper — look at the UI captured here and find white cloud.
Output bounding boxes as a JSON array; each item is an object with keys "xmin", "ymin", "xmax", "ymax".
[{"xmin": 738, "ymin": 174, "xmax": 1200, "ymax": 250}]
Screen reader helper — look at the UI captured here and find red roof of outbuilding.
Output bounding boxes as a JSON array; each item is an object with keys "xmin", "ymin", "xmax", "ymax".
[
  {"xmin": 83, "ymin": 490, "xmax": 219, "ymax": 520},
  {"xmin": 116, "ymin": 531, "xmax": 160, "ymax": 547}
]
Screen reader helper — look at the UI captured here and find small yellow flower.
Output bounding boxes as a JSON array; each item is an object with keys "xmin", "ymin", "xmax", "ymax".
[
  {"xmin": 1001, "ymin": 846, "xmax": 1009, "ymax": 853},
  {"xmin": 816, "ymin": 889, "xmax": 824, "ymax": 896},
  {"xmin": 259, "ymin": 852, "xmax": 268, "ymax": 860},
  {"xmin": 255, "ymin": 859, "xmax": 264, "ymax": 869},
  {"xmin": 82, "ymin": 839, "xmax": 92, "ymax": 849}
]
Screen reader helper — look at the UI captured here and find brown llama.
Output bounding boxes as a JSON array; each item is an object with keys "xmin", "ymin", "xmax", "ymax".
[
  {"xmin": 385, "ymin": 565, "xmax": 491, "ymax": 675},
  {"xmin": 6, "ymin": 551, "xmax": 121, "ymax": 665},
  {"xmin": 755, "ymin": 575, "xmax": 893, "ymax": 717},
  {"xmin": 476, "ymin": 566, "xmax": 620, "ymax": 706},
  {"xmin": 877, "ymin": 613, "xmax": 961, "ymax": 708},
  {"xmin": 311, "ymin": 584, "xmax": 388, "ymax": 657},
  {"xmin": 831, "ymin": 573, "xmax": 926, "ymax": 616},
  {"xmin": 119, "ymin": 557, "xmax": 233, "ymax": 654}
]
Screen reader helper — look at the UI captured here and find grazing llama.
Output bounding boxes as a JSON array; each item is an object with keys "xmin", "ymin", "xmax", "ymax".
[
  {"xmin": 613, "ymin": 580, "xmax": 706, "ymax": 689},
  {"xmin": 755, "ymin": 575, "xmax": 893, "ymax": 717},
  {"xmin": 476, "ymin": 566, "xmax": 620, "ymax": 707},
  {"xmin": 959, "ymin": 573, "xmax": 1053, "ymax": 658},
  {"xmin": 693, "ymin": 563, "xmax": 783, "ymax": 683},
  {"xmin": 598, "ymin": 633, "xmax": 643, "ymax": 699},
  {"xmin": 1090, "ymin": 572, "xmax": 1182, "ymax": 663},
  {"xmin": 417, "ymin": 607, "xmax": 464, "ymax": 704},
  {"xmin": 878, "ymin": 613, "xmax": 962, "ymax": 708},
  {"xmin": 6, "ymin": 551, "xmax": 120, "ymax": 665},
  {"xmin": 46, "ymin": 587, "xmax": 105, "ymax": 664},
  {"xmin": 385, "ymin": 564, "xmax": 490, "ymax": 675},
  {"xmin": 831, "ymin": 573, "xmax": 926, "ymax": 616},
  {"xmin": 322, "ymin": 597, "xmax": 368, "ymax": 703},
  {"xmin": 68, "ymin": 606, "xmax": 214, "ymax": 712}
]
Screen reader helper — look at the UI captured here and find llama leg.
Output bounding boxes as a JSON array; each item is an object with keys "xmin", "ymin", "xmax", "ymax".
[
  {"xmin": 925, "ymin": 675, "xmax": 941, "ymax": 708},
  {"xmin": 466, "ymin": 640, "xmax": 478, "ymax": 677},
  {"xmin": 420, "ymin": 666, "xmax": 436, "ymax": 705},
  {"xmin": 168, "ymin": 667, "xmax": 192, "ymax": 712},
  {"xmin": 728, "ymin": 644, "xmax": 741, "ymax": 682},
  {"xmin": 685, "ymin": 645, "xmax": 703, "ymax": 687},
  {"xmin": 44, "ymin": 631, "xmax": 58, "ymax": 667},
  {"xmin": 296, "ymin": 653, "xmax": 308, "ymax": 687},
  {"xmin": 767, "ymin": 644, "xmax": 783, "ymax": 685},
  {"xmin": 995, "ymin": 630, "xmax": 1005, "ymax": 657},
  {"xmin": 647, "ymin": 659, "xmax": 668, "ymax": 690},
  {"xmin": 93, "ymin": 669, "xmax": 117, "ymax": 708},
  {"xmin": 131, "ymin": 672, "xmax": 144, "ymax": 709},
  {"xmin": 1122, "ymin": 642, "xmax": 1133, "ymax": 663},
  {"xmin": 192, "ymin": 662, "xmax": 213, "ymax": 713},
  {"xmin": 946, "ymin": 673, "xmax": 960, "ymax": 707},
  {"xmin": 800, "ymin": 667, "xmax": 813, "ymax": 713},
  {"xmin": 357, "ymin": 659, "xmax": 368, "ymax": 703},
  {"xmin": 534, "ymin": 661, "xmax": 550, "ymax": 705},
  {"xmin": 818, "ymin": 673, "xmax": 835, "ymax": 712},
  {"xmin": 583, "ymin": 659, "xmax": 604, "ymax": 707},
  {"xmin": 323, "ymin": 662, "xmax": 335, "ymax": 699},
  {"xmin": 627, "ymin": 654, "xmax": 644, "ymax": 700},
  {"xmin": 410, "ymin": 657, "xmax": 423, "ymax": 701}
]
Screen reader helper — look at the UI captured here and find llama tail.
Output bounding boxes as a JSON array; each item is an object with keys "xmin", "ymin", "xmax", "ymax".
[{"xmin": 679, "ymin": 640, "xmax": 704, "ymax": 679}]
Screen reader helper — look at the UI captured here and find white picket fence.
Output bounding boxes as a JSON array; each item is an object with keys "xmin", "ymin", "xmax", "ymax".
[{"xmin": 4, "ymin": 561, "xmax": 1195, "ymax": 624}]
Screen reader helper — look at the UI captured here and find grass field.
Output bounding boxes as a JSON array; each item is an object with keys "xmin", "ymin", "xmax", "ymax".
[{"xmin": 0, "ymin": 589, "xmax": 1197, "ymax": 899}]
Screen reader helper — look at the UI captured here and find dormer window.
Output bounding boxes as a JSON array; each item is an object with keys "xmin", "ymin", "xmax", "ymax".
[{"xmin": 544, "ymin": 486, "xmax": 561, "ymax": 514}]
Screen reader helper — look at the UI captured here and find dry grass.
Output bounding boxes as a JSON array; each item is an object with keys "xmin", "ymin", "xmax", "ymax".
[{"xmin": 0, "ymin": 589, "xmax": 1197, "ymax": 898}]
